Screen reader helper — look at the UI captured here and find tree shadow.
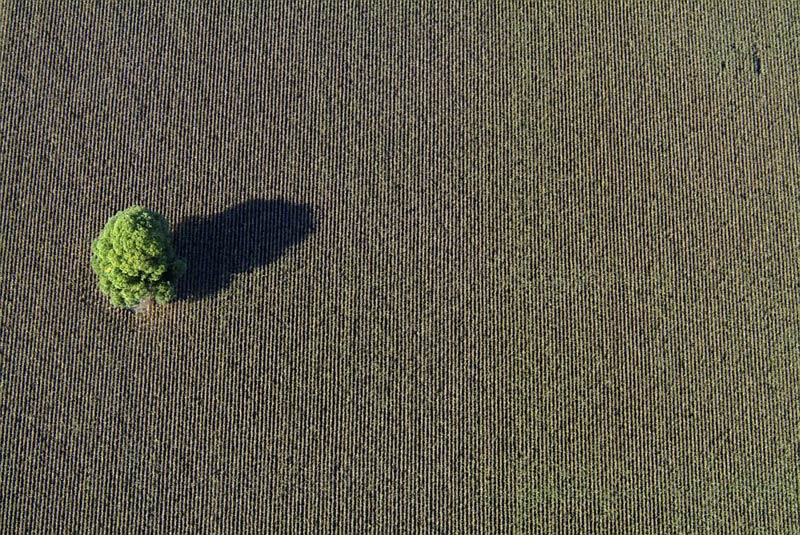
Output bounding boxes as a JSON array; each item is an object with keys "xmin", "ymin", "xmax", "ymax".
[{"xmin": 172, "ymin": 199, "xmax": 316, "ymax": 302}]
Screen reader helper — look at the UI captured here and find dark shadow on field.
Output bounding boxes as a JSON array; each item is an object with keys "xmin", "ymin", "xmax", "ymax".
[{"xmin": 173, "ymin": 199, "xmax": 315, "ymax": 302}]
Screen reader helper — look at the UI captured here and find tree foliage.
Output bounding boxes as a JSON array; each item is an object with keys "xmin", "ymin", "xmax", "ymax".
[{"xmin": 90, "ymin": 206, "xmax": 186, "ymax": 309}]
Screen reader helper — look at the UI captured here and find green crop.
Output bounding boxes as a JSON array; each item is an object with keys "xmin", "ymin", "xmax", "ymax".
[{"xmin": 90, "ymin": 206, "xmax": 186, "ymax": 309}]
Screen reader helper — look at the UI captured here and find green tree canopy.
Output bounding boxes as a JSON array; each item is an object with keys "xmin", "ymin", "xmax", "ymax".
[{"xmin": 90, "ymin": 206, "xmax": 186, "ymax": 309}]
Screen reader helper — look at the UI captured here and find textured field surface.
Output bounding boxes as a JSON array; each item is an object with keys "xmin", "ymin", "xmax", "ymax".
[{"xmin": 2, "ymin": 2, "xmax": 799, "ymax": 533}]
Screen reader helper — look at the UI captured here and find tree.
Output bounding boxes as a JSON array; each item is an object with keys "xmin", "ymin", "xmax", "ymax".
[{"xmin": 90, "ymin": 206, "xmax": 186, "ymax": 310}]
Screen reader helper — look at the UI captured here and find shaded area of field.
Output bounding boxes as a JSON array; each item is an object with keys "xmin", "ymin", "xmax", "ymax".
[
  {"xmin": 173, "ymin": 199, "xmax": 316, "ymax": 302},
  {"xmin": 1, "ymin": 1, "xmax": 799, "ymax": 532}
]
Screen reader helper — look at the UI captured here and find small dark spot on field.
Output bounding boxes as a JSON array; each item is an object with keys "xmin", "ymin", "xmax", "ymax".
[
  {"xmin": 173, "ymin": 199, "xmax": 316, "ymax": 302},
  {"xmin": 752, "ymin": 46, "xmax": 762, "ymax": 75}
]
